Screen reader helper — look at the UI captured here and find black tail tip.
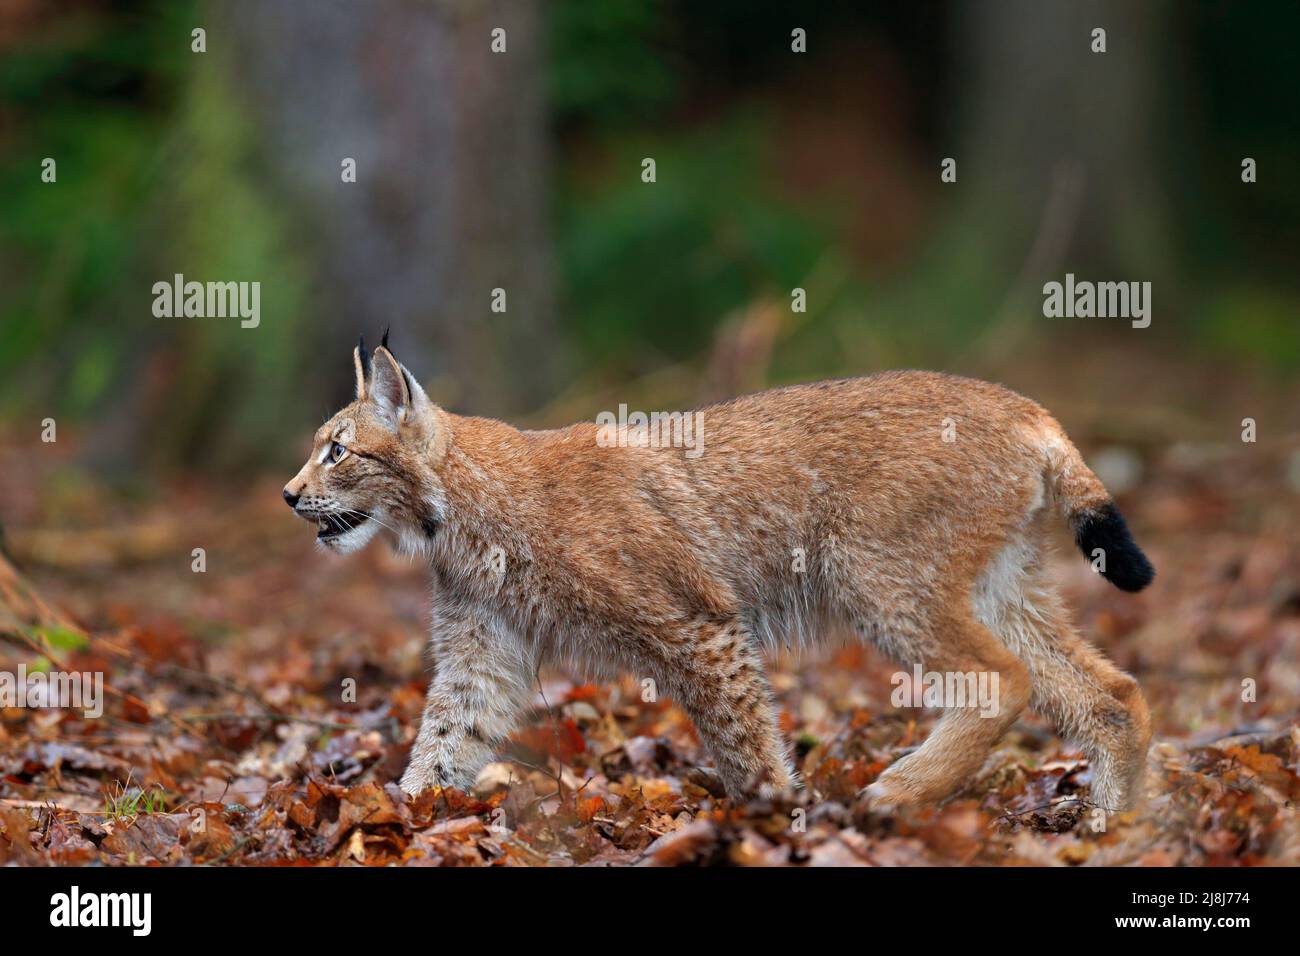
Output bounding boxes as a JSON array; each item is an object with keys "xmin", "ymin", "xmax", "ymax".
[{"xmin": 1073, "ymin": 503, "xmax": 1155, "ymax": 593}]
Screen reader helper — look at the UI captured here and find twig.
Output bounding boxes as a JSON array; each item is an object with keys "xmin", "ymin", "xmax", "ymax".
[
  {"xmin": 176, "ymin": 712, "xmax": 375, "ymax": 732},
  {"xmin": 203, "ymin": 835, "xmax": 253, "ymax": 866},
  {"xmin": 1000, "ymin": 797, "xmax": 1115, "ymax": 818}
]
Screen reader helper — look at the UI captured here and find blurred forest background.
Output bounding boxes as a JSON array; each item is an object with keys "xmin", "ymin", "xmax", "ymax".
[
  {"xmin": 0, "ymin": 0, "xmax": 1297, "ymax": 476},
  {"xmin": 2, "ymin": 1, "xmax": 1300, "ymax": 867}
]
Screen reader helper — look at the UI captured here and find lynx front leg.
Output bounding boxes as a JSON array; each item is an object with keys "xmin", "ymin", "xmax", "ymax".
[{"xmin": 400, "ymin": 615, "xmax": 535, "ymax": 796}]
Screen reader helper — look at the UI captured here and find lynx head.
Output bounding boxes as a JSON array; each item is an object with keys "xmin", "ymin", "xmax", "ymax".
[{"xmin": 283, "ymin": 332, "xmax": 449, "ymax": 554}]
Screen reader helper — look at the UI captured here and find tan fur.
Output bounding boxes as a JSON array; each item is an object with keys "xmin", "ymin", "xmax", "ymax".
[{"xmin": 285, "ymin": 351, "xmax": 1152, "ymax": 810}]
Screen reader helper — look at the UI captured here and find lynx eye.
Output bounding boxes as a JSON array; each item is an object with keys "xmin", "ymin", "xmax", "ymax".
[{"xmin": 329, "ymin": 441, "xmax": 348, "ymax": 463}]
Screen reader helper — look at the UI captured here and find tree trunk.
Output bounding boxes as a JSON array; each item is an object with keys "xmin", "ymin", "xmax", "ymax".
[
  {"xmin": 220, "ymin": 0, "xmax": 557, "ymax": 417},
  {"xmin": 956, "ymin": 0, "xmax": 1171, "ymax": 257},
  {"xmin": 952, "ymin": 0, "xmax": 1174, "ymax": 329}
]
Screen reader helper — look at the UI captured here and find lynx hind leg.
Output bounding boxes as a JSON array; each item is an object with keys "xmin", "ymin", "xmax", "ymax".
[
  {"xmin": 984, "ymin": 573, "xmax": 1152, "ymax": 811},
  {"xmin": 864, "ymin": 611, "xmax": 1031, "ymax": 807},
  {"xmin": 645, "ymin": 618, "xmax": 794, "ymax": 797}
]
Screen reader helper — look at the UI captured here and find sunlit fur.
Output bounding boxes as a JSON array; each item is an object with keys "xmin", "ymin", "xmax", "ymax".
[{"xmin": 285, "ymin": 346, "xmax": 1154, "ymax": 811}]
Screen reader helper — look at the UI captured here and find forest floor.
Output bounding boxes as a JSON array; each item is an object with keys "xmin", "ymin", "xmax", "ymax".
[{"xmin": 1, "ymin": 425, "xmax": 1299, "ymax": 866}]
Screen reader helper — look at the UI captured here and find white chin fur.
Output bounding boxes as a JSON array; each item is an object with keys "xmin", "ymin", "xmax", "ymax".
[
  {"xmin": 396, "ymin": 526, "xmax": 434, "ymax": 559},
  {"xmin": 317, "ymin": 519, "xmax": 382, "ymax": 554}
]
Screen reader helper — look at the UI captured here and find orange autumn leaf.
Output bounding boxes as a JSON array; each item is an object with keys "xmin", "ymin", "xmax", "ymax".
[
  {"xmin": 1223, "ymin": 745, "xmax": 1285, "ymax": 776},
  {"xmin": 577, "ymin": 795, "xmax": 605, "ymax": 823},
  {"xmin": 512, "ymin": 717, "xmax": 586, "ymax": 763}
]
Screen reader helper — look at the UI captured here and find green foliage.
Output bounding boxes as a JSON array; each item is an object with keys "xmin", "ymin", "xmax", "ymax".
[
  {"xmin": 558, "ymin": 118, "xmax": 838, "ymax": 369},
  {"xmin": 20, "ymin": 625, "xmax": 88, "ymax": 673},
  {"xmin": 1194, "ymin": 285, "xmax": 1300, "ymax": 371},
  {"xmin": 549, "ymin": 0, "xmax": 679, "ymax": 127},
  {"xmin": 0, "ymin": 2, "xmax": 195, "ymax": 416},
  {"xmin": 0, "ymin": 1, "xmax": 311, "ymax": 465},
  {"xmin": 0, "ymin": 0, "xmax": 1296, "ymax": 454},
  {"xmin": 103, "ymin": 772, "xmax": 169, "ymax": 823},
  {"xmin": 35, "ymin": 625, "xmax": 90, "ymax": 653},
  {"xmin": 0, "ymin": 108, "xmax": 158, "ymax": 416},
  {"xmin": 157, "ymin": 39, "xmax": 310, "ymax": 461}
]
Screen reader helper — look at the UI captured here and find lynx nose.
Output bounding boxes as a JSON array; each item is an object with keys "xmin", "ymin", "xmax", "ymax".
[{"xmin": 282, "ymin": 488, "xmax": 300, "ymax": 509}]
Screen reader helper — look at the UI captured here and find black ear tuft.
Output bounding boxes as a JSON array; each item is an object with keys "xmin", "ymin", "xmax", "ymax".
[
  {"xmin": 381, "ymin": 326, "xmax": 391, "ymax": 351},
  {"xmin": 357, "ymin": 334, "xmax": 370, "ymax": 377}
]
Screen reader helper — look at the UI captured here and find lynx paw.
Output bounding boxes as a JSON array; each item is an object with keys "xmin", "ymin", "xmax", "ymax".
[
  {"xmin": 398, "ymin": 768, "xmax": 430, "ymax": 799},
  {"xmin": 399, "ymin": 761, "xmax": 454, "ymax": 798},
  {"xmin": 854, "ymin": 780, "xmax": 903, "ymax": 818},
  {"xmin": 853, "ymin": 764, "xmax": 933, "ymax": 816}
]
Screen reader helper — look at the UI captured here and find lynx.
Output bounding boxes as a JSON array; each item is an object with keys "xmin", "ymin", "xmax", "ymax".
[{"xmin": 284, "ymin": 334, "xmax": 1154, "ymax": 811}]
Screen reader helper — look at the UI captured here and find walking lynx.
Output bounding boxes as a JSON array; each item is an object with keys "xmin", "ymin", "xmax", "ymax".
[{"xmin": 284, "ymin": 334, "xmax": 1154, "ymax": 810}]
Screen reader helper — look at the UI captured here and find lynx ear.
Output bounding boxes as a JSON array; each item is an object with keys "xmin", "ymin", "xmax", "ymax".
[
  {"xmin": 353, "ymin": 334, "xmax": 370, "ymax": 400},
  {"xmin": 369, "ymin": 345, "xmax": 429, "ymax": 426},
  {"xmin": 370, "ymin": 346, "xmax": 409, "ymax": 413}
]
